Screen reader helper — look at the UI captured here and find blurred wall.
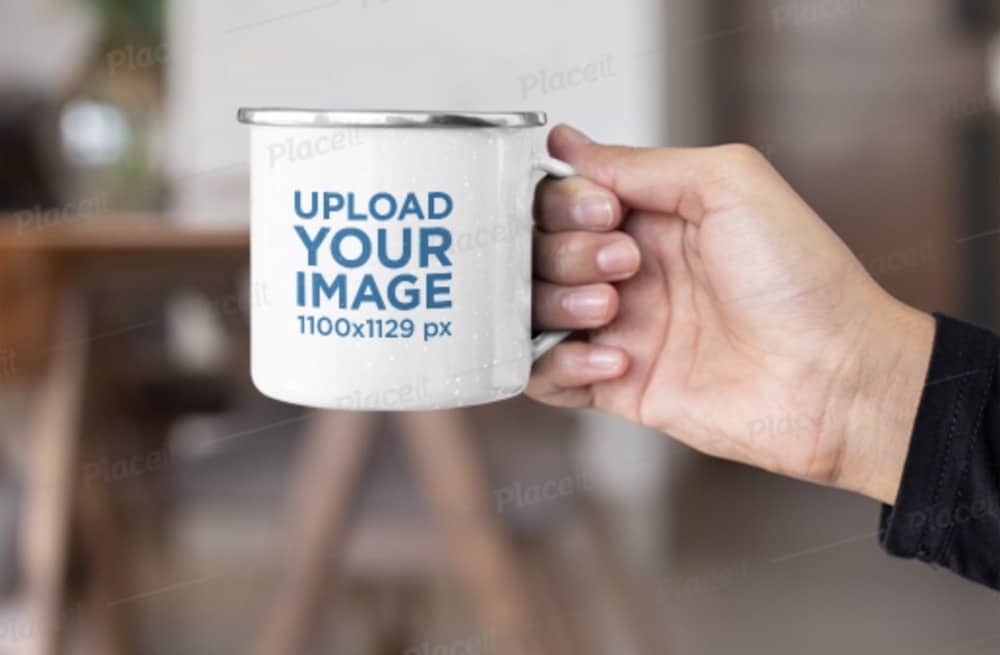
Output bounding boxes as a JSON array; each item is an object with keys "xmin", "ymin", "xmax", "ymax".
[
  {"xmin": 0, "ymin": 0, "xmax": 96, "ymax": 94},
  {"xmin": 165, "ymin": 0, "xmax": 676, "ymax": 223},
  {"xmin": 711, "ymin": 0, "xmax": 996, "ymax": 324},
  {"xmin": 163, "ymin": 0, "xmax": 708, "ymax": 563}
]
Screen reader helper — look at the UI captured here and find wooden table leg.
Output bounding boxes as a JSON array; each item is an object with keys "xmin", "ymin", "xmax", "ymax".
[
  {"xmin": 579, "ymin": 498, "xmax": 671, "ymax": 655},
  {"xmin": 397, "ymin": 410, "xmax": 545, "ymax": 655},
  {"xmin": 522, "ymin": 539, "xmax": 582, "ymax": 655},
  {"xmin": 19, "ymin": 296, "xmax": 88, "ymax": 655},
  {"xmin": 75, "ymin": 470, "xmax": 136, "ymax": 655},
  {"xmin": 253, "ymin": 410, "xmax": 376, "ymax": 655}
]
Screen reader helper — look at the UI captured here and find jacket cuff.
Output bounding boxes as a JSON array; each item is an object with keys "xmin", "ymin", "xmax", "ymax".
[{"xmin": 879, "ymin": 314, "xmax": 998, "ymax": 563}]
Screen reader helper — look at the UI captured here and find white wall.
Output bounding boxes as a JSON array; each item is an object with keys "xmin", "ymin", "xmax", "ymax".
[
  {"xmin": 165, "ymin": 0, "xmax": 673, "ymax": 222},
  {"xmin": 0, "ymin": 0, "xmax": 96, "ymax": 96}
]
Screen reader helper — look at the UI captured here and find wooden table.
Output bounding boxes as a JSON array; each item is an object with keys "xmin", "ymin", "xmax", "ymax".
[
  {"xmin": 0, "ymin": 216, "xmax": 549, "ymax": 655},
  {"xmin": 1, "ymin": 217, "xmax": 249, "ymax": 655}
]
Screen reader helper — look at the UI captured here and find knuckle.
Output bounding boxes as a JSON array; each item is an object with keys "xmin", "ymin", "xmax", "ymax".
[
  {"xmin": 707, "ymin": 143, "xmax": 768, "ymax": 199},
  {"xmin": 554, "ymin": 176, "xmax": 591, "ymax": 212},
  {"xmin": 553, "ymin": 344, "xmax": 578, "ymax": 370},
  {"xmin": 612, "ymin": 144, "xmax": 642, "ymax": 160},
  {"xmin": 596, "ymin": 145, "xmax": 640, "ymax": 188},
  {"xmin": 524, "ymin": 379, "xmax": 545, "ymax": 399},
  {"xmin": 551, "ymin": 237, "xmax": 583, "ymax": 278},
  {"xmin": 559, "ymin": 175, "xmax": 588, "ymax": 199},
  {"xmin": 718, "ymin": 143, "xmax": 764, "ymax": 166},
  {"xmin": 536, "ymin": 179, "xmax": 565, "ymax": 216}
]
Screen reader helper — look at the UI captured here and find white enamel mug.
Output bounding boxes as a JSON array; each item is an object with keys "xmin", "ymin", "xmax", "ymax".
[{"xmin": 238, "ymin": 109, "xmax": 574, "ymax": 411}]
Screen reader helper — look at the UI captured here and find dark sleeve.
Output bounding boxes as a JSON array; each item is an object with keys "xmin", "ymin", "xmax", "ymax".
[{"xmin": 879, "ymin": 314, "xmax": 1000, "ymax": 590}]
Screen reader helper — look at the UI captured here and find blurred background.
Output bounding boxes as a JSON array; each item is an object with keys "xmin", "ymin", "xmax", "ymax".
[{"xmin": 1, "ymin": 0, "xmax": 1000, "ymax": 653}]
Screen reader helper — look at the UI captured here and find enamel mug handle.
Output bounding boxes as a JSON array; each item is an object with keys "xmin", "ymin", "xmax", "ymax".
[{"xmin": 530, "ymin": 157, "xmax": 578, "ymax": 361}]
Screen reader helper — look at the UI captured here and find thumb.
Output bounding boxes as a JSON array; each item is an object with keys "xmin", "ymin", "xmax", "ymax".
[{"xmin": 547, "ymin": 124, "xmax": 712, "ymax": 223}]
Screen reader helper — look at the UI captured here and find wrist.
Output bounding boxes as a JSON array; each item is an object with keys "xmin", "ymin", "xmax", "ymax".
[{"xmin": 833, "ymin": 299, "xmax": 936, "ymax": 504}]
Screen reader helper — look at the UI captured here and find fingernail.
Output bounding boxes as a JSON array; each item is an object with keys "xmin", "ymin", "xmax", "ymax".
[
  {"xmin": 588, "ymin": 347, "xmax": 625, "ymax": 370},
  {"xmin": 596, "ymin": 239, "xmax": 640, "ymax": 277},
  {"xmin": 562, "ymin": 290, "xmax": 610, "ymax": 321},
  {"xmin": 573, "ymin": 195, "xmax": 614, "ymax": 229}
]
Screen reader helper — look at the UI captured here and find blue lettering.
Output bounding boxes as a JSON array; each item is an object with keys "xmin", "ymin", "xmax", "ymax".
[
  {"xmin": 294, "ymin": 191, "xmax": 318, "ymax": 219},
  {"xmin": 420, "ymin": 228, "xmax": 452, "ymax": 267},
  {"xmin": 311, "ymin": 272, "xmax": 348, "ymax": 309},
  {"xmin": 370, "ymin": 192, "xmax": 398, "ymax": 220},
  {"xmin": 347, "ymin": 193, "xmax": 368, "ymax": 220},
  {"xmin": 388, "ymin": 274, "xmax": 421, "ymax": 310},
  {"xmin": 428, "ymin": 192, "xmax": 453, "ymax": 220},
  {"xmin": 295, "ymin": 226, "xmax": 330, "ymax": 266},
  {"xmin": 331, "ymin": 228, "xmax": 371, "ymax": 268},
  {"xmin": 426, "ymin": 273, "xmax": 452, "ymax": 309},
  {"xmin": 352, "ymin": 274, "xmax": 386, "ymax": 310},
  {"xmin": 399, "ymin": 193, "xmax": 426, "ymax": 220},
  {"xmin": 378, "ymin": 228, "xmax": 411, "ymax": 269},
  {"xmin": 323, "ymin": 192, "xmax": 344, "ymax": 218}
]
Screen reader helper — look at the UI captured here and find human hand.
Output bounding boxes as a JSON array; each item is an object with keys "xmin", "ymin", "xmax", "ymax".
[{"xmin": 528, "ymin": 125, "xmax": 935, "ymax": 504}]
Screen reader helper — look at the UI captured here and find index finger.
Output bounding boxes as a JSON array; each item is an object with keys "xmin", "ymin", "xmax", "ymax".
[{"xmin": 547, "ymin": 124, "xmax": 722, "ymax": 224}]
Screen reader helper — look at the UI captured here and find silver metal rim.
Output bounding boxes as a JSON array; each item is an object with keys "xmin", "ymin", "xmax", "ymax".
[{"xmin": 236, "ymin": 108, "xmax": 547, "ymax": 129}]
